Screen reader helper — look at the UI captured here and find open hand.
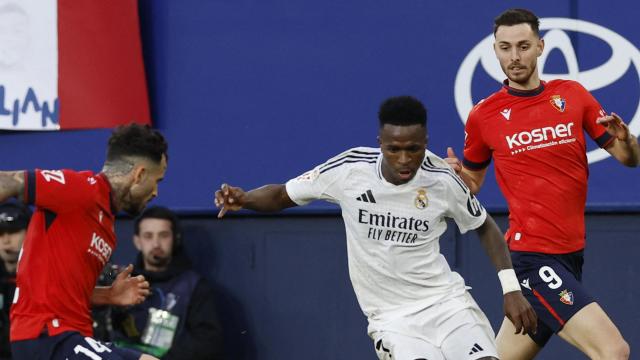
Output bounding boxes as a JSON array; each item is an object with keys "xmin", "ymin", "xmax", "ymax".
[
  {"xmin": 109, "ymin": 264, "xmax": 150, "ymax": 306},
  {"xmin": 444, "ymin": 147, "xmax": 462, "ymax": 175},
  {"xmin": 597, "ymin": 112, "xmax": 630, "ymax": 141},
  {"xmin": 504, "ymin": 291, "xmax": 538, "ymax": 335}
]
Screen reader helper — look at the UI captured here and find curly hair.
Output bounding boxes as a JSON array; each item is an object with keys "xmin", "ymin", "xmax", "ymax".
[
  {"xmin": 378, "ymin": 96, "xmax": 427, "ymax": 128},
  {"xmin": 106, "ymin": 124, "xmax": 168, "ymax": 164}
]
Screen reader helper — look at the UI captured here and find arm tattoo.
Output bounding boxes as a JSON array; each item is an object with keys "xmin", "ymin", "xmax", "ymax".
[{"xmin": 0, "ymin": 171, "xmax": 25, "ymax": 202}]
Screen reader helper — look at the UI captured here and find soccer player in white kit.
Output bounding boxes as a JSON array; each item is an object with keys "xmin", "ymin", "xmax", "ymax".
[{"xmin": 214, "ymin": 96, "xmax": 537, "ymax": 359}]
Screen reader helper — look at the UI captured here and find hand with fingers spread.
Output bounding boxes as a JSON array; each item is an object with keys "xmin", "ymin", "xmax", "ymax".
[
  {"xmin": 596, "ymin": 112, "xmax": 631, "ymax": 141},
  {"xmin": 108, "ymin": 264, "xmax": 150, "ymax": 306},
  {"xmin": 214, "ymin": 183, "xmax": 246, "ymax": 218},
  {"xmin": 504, "ymin": 291, "xmax": 538, "ymax": 335},
  {"xmin": 444, "ymin": 147, "xmax": 462, "ymax": 175}
]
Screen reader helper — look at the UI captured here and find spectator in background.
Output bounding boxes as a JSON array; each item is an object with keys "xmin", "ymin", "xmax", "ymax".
[
  {"xmin": 110, "ymin": 206, "xmax": 223, "ymax": 360},
  {"xmin": 0, "ymin": 202, "xmax": 31, "ymax": 360}
]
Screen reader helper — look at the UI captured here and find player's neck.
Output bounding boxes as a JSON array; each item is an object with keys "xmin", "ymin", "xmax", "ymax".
[{"xmin": 507, "ymin": 72, "xmax": 541, "ymax": 91}]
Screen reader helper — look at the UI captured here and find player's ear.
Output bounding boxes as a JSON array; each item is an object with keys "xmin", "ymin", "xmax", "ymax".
[
  {"xmin": 537, "ymin": 38, "xmax": 544, "ymax": 57},
  {"xmin": 131, "ymin": 164, "xmax": 146, "ymax": 185},
  {"xmin": 133, "ymin": 235, "xmax": 142, "ymax": 251},
  {"xmin": 377, "ymin": 135, "xmax": 382, "ymax": 146}
]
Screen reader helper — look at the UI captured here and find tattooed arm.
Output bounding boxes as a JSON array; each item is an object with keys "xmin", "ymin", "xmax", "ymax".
[{"xmin": 0, "ymin": 171, "xmax": 25, "ymax": 203}]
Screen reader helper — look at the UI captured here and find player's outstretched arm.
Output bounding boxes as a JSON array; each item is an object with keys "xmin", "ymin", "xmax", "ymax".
[
  {"xmin": 476, "ymin": 215, "xmax": 538, "ymax": 336},
  {"xmin": 444, "ymin": 148, "xmax": 487, "ymax": 194},
  {"xmin": 598, "ymin": 112, "xmax": 640, "ymax": 167},
  {"xmin": 214, "ymin": 183, "xmax": 297, "ymax": 218},
  {"xmin": 0, "ymin": 171, "xmax": 25, "ymax": 202},
  {"xmin": 91, "ymin": 264, "xmax": 150, "ymax": 306}
]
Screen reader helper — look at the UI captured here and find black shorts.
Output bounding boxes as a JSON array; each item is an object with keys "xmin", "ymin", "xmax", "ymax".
[
  {"xmin": 511, "ymin": 250, "xmax": 595, "ymax": 347},
  {"xmin": 11, "ymin": 331, "xmax": 143, "ymax": 360}
]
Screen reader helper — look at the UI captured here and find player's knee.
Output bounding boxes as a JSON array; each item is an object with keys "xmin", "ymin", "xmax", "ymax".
[
  {"xmin": 476, "ymin": 357, "xmax": 498, "ymax": 360},
  {"xmin": 596, "ymin": 338, "xmax": 629, "ymax": 360}
]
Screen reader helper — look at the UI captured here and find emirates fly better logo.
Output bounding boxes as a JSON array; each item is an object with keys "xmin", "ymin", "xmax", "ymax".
[{"xmin": 454, "ymin": 18, "xmax": 640, "ymax": 164}]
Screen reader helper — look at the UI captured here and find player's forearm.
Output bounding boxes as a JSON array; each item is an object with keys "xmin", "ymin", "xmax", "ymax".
[
  {"xmin": 614, "ymin": 135, "xmax": 640, "ymax": 167},
  {"xmin": 90, "ymin": 286, "xmax": 113, "ymax": 306},
  {"xmin": 459, "ymin": 168, "xmax": 485, "ymax": 194},
  {"xmin": 476, "ymin": 215, "xmax": 513, "ymax": 271},
  {"xmin": 0, "ymin": 171, "xmax": 25, "ymax": 202},
  {"xmin": 243, "ymin": 184, "xmax": 297, "ymax": 212}
]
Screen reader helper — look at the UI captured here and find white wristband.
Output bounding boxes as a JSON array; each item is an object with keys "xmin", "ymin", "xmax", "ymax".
[{"xmin": 498, "ymin": 269, "xmax": 521, "ymax": 295}]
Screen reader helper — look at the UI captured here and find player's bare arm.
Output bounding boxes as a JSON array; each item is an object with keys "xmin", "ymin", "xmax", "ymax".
[
  {"xmin": 91, "ymin": 264, "xmax": 150, "ymax": 306},
  {"xmin": 444, "ymin": 148, "xmax": 487, "ymax": 194},
  {"xmin": 476, "ymin": 215, "xmax": 538, "ymax": 335},
  {"xmin": 598, "ymin": 112, "xmax": 640, "ymax": 167},
  {"xmin": 0, "ymin": 171, "xmax": 25, "ymax": 202},
  {"xmin": 214, "ymin": 183, "xmax": 297, "ymax": 218}
]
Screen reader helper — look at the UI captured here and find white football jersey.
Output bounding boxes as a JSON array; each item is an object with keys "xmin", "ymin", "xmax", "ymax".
[{"xmin": 285, "ymin": 147, "xmax": 487, "ymax": 321}]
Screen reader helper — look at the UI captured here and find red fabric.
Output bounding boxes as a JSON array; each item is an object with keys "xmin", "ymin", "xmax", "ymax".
[
  {"xmin": 58, "ymin": 0, "xmax": 150, "ymax": 129},
  {"xmin": 10, "ymin": 170, "xmax": 116, "ymax": 340},
  {"xmin": 463, "ymin": 80, "xmax": 611, "ymax": 254}
]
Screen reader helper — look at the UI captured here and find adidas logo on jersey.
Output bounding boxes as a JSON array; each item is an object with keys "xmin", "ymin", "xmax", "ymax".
[
  {"xmin": 356, "ymin": 190, "xmax": 376, "ymax": 203},
  {"xmin": 468, "ymin": 343, "xmax": 485, "ymax": 355}
]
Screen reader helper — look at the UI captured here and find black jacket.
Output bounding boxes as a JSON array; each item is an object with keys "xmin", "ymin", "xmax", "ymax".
[
  {"xmin": 0, "ymin": 263, "xmax": 16, "ymax": 360},
  {"xmin": 115, "ymin": 249, "xmax": 224, "ymax": 360}
]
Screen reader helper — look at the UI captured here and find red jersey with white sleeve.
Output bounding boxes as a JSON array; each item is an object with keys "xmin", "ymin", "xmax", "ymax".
[
  {"xmin": 10, "ymin": 170, "xmax": 116, "ymax": 341},
  {"xmin": 463, "ymin": 80, "xmax": 613, "ymax": 254}
]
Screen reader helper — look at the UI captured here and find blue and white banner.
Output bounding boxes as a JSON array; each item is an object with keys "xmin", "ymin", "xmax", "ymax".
[{"xmin": 0, "ymin": 0, "xmax": 58, "ymax": 130}]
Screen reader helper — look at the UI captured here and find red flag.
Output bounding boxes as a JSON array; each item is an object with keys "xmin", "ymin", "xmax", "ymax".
[{"xmin": 58, "ymin": 0, "xmax": 150, "ymax": 129}]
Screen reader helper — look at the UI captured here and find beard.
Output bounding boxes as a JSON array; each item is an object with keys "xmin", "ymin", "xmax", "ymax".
[
  {"xmin": 122, "ymin": 190, "xmax": 150, "ymax": 216},
  {"xmin": 504, "ymin": 62, "xmax": 537, "ymax": 86},
  {"xmin": 146, "ymin": 252, "xmax": 171, "ymax": 269}
]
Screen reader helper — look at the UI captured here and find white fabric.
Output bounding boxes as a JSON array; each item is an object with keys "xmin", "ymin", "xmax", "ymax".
[
  {"xmin": 371, "ymin": 292, "xmax": 497, "ymax": 360},
  {"xmin": 0, "ymin": 0, "xmax": 58, "ymax": 130},
  {"xmin": 498, "ymin": 268, "xmax": 521, "ymax": 294},
  {"xmin": 285, "ymin": 147, "xmax": 488, "ymax": 323}
]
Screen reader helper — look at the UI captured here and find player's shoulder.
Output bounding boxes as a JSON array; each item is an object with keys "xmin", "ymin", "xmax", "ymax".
[
  {"xmin": 468, "ymin": 90, "xmax": 505, "ymax": 118},
  {"xmin": 317, "ymin": 146, "xmax": 379, "ymax": 174},
  {"xmin": 36, "ymin": 169, "xmax": 95, "ymax": 183},
  {"xmin": 546, "ymin": 79, "xmax": 586, "ymax": 92},
  {"xmin": 328, "ymin": 146, "xmax": 380, "ymax": 160},
  {"xmin": 420, "ymin": 150, "xmax": 470, "ymax": 192}
]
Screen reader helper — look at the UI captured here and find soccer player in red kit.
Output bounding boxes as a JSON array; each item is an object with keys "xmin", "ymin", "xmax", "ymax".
[
  {"xmin": 0, "ymin": 124, "xmax": 168, "ymax": 360},
  {"xmin": 446, "ymin": 8, "xmax": 639, "ymax": 360}
]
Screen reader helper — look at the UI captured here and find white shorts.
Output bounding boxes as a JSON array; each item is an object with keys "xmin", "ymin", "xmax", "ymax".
[{"xmin": 370, "ymin": 292, "xmax": 498, "ymax": 360}]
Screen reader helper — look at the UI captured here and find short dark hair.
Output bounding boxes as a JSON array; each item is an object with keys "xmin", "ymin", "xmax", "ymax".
[
  {"xmin": 106, "ymin": 124, "xmax": 168, "ymax": 164},
  {"xmin": 134, "ymin": 206, "xmax": 182, "ymax": 249},
  {"xmin": 494, "ymin": 8, "xmax": 540, "ymax": 37},
  {"xmin": 378, "ymin": 96, "xmax": 427, "ymax": 128}
]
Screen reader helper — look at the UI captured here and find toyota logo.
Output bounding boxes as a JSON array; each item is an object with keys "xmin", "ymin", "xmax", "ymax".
[{"xmin": 454, "ymin": 18, "xmax": 640, "ymax": 164}]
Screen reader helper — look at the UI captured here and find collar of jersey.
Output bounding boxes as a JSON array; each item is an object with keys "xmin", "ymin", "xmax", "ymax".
[{"xmin": 502, "ymin": 79, "xmax": 546, "ymax": 97}]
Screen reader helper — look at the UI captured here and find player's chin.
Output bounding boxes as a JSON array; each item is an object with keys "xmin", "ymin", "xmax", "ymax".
[{"xmin": 395, "ymin": 170, "xmax": 417, "ymax": 183}]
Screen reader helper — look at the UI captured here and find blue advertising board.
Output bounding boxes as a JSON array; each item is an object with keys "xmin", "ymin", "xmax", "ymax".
[{"xmin": 1, "ymin": 0, "xmax": 638, "ymax": 212}]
